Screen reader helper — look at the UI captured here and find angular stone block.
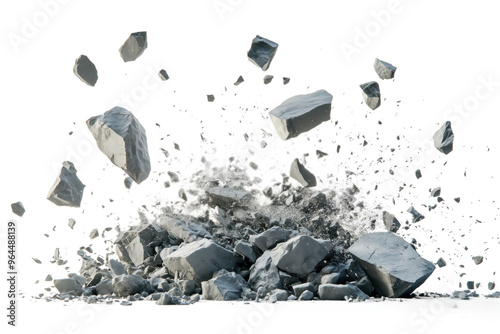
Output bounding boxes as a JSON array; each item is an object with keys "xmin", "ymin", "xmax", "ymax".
[
  {"xmin": 290, "ymin": 159, "xmax": 316, "ymax": 187},
  {"xmin": 360, "ymin": 81, "xmax": 381, "ymax": 110},
  {"xmin": 433, "ymin": 121, "xmax": 454, "ymax": 154},
  {"xmin": 373, "ymin": 58, "xmax": 396, "ymax": 80},
  {"xmin": 73, "ymin": 55, "xmax": 98, "ymax": 86},
  {"xmin": 247, "ymin": 35, "xmax": 278, "ymax": 71},
  {"xmin": 119, "ymin": 32, "xmax": 147, "ymax": 62},
  {"xmin": 47, "ymin": 161, "xmax": 85, "ymax": 207}
]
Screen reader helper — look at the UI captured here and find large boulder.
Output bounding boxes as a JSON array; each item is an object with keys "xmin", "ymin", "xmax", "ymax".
[
  {"xmin": 87, "ymin": 107, "xmax": 151, "ymax": 184},
  {"xmin": 47, "ymin": 161, "xmax": 85, "ymax": 207},
  {"xmin": 433, "ymin": 121, "xmax": 454, "ymax": 155},
  {"xmin": 249, "ymin": 226, "xmax": 296, "ymax": 252},
  {"xmin": 248, "ymin": 250, "xmax": 282, "ymax": 293},
  {"xmin": 247, "ymin": 35, "xmax": 278, "ymax": 71},
  {"xmin": 270, "ymin": 235, "xmax": 333, "ymax": 276},
  {"xmin": 348, "ymin": 232, "xmax": 435, "ymax": 298},
  {"xmin": 269, "ymin": 89, "xmax": 333, "ymax": 140},
  {"xmin": 163, "ymin": 239, "xmax": 237, "ymax": 282},
  {"xmin": 201, "ymin": 270, "xmax": 247, "ymax": 301}
]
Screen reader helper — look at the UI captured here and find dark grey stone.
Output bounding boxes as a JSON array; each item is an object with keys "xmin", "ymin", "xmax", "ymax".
[
  {"xmin": 383, "ymin": 211, "xmax": 401, "ymax": 233},
  {"xmin": 68, "ymin": 218, "xmax": 76, "ymax": 229},
  {"xmin": 290, "ymin": 159, "xmax": 316, "ymax": 187},
  {"xmin": 270, "ymin": 235, "xmax": 333, "ymax": 276},
  {"xmin": 360, "ymin": 81, "xmax": 381, "ymax": 110},
  {"xmin": 112, "ymin": 274, "xmax": 145, "ymax": 297},
  {"xmin": 269, "ymin": 89, "xmax": 333, "ymax": 140},
  {"xmin": 454, "ymin": 197, "xmax": 460, "ymax": 203},
  {"xmin": 47, "ymin": 161, "xmax": 85, "ymax": 207},
  {"xmin": 318, "ymin": 284, "xmax": 369, "ymax": 300},
  {"xmin": 163, "ymin": 239, "xmax": 237, "ymax": 282},
  {"xmin": 249, "ymin": 226, "xmax": 296, "ymax": 252},
  {"xmin": 283, "ymin": 77, "xmax": 290, "ymax": 85},
  {"xmin": 11, "ymin": 202, "xmax": 25, "ymax": 217},
  {"xmin": 206, "ymin": 187, "xmax": 253, "ymax": 210},
  {"xmin": 472, "ymin": 256, "xmax": 483, "ymax": 265},
  {"xmin": 178, "ymin": 280, "xmax": 196, "ymax": 296},
  {"xmin": 156, "ymin": 293, "xmax": 176, "ymax": 305},
  {"xmin": 178, "ymin": 189, "xmax": 187, "ymax": 201},
  {"xmin": 95, "ymin": 279, "xmax": 113, "ymax": 295},
  {"xmin": 89, "ymin": 229, "xmax": 98, "ymax": 239},
  {"xmin": 436, "ymin": 257, "xmax": 447, "ymax": 268},
  {"xmin": 407, "ymin": 206, "xmax": 425, "ymax": 222},
  {"xmin": 248, "ymin": 250, "xmax": 282, "ymax": 293},
  {"xmin": 109, "ymin": 259, "xmax": 127, "ymax": 276},
  {"xmin": 234, "ymin": 76, "xmax": 244, "ymax": 86},
  {"xmin": 373, "ymin": 58, "xmax": 397, "ymax": 80},
  {"xmin": 298, "ymin": 290, "xmax": 314, "ymax": 300},
  {"xmin": 54, "ymin": 278, "xmax": 82, "ymax": 294},
  {"xmin": 158, "ymin": 69, "xmax": 169, "ymax": 81},
  {"xmin": 466, "ymin": 281, "xmax": 475, "ymax": 290},
  {"xmin": 247, "ymin": 35, "xmax": 278, "ymax": 71},
  {"xmin": 320, "ymin": 272, "xmax": 343, "ymax": 285},
  {"xmin": 264, "ymin": 75, "xmax": 274, "ymax": 84},
  {"xmin": 201, "ymin": 270, "xmax": 247, "ymax": 301},
  {"xmin": 73, "ymin": 55, "xmax": 98, "ymax": 86},
  {"xmin": 168, "ymin": 171, "xmax": 179, "ymax": 182},
  {"xmin": 348, "ymin": 232, "xmax": 435, "ymax": 298},
  {"xmin": 124, "ymin": 177, "xmax": 133, "ymax": 189},
  {"xmin": 415, "ymin": 169, "xmax": 422, "ymax": 179},
  {"xmin": 488, "ymin": 282, "xmax": 495, "ymax": 290},
  {"xmin": 156, "ymin": 216, "xmax": 211, "ymax": 243},
  {"xmin": 292, "ymin": 282, "xmax": 315, "ymax": 297},
  {"xmin": 87, "ymin": 107, "xmax": 151, "ymax": 184},
  {"xmin": 119, "ymin": 32, "xmax": 147, "ymax": 62},
  {"xmin": 431, "ymin": 187, "xmax": 441, "ymax": 197},
  {"xmin": 433, "ymin": 121, "xmax": 454, "ymax": 155},
  {"xmin": 234, "ymin": 240, "xmax": 257, "ymax": 263},
  {"xmin": 207, "ymin": 95, "xmax": 214, "ymax": 102}
]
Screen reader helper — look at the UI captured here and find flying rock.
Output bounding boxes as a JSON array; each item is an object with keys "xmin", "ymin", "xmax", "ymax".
[{"xmin": 119, "ymin": 32, "xmax": 147, "ymax": 62}]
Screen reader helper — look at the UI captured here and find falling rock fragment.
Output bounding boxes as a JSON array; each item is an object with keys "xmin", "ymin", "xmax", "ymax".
[
  {"xmin": 234, "ymin": 76, "xmax": 244, "ymax": 86},
  {"xmin": 383, "ymin": 211, "xmax": 401, "ymax": 233},
  {"xmin": 206, "ymin": 187, "xmax": 253, "ymax": 210},
  {"xmin": 433, "ymin": 121, "xmax": 454, "ymax": 155},
  {"xmin": 89, "ymin": 229, "xmax": 99, "ymax": 239},
  {"xmin": 47, "ymin": 161, "xmax": 85, "ymax": 207},
  {"xmin": 11, "ymin": 202, "xmax": 25, "ymax": 217},
  {"xmin": 415, "ymin": 169, "xmax": 422, "ymax": 179},
  {"xmin": 247, "ymin": 35, "xmax": 278, "ymax": 71},
  {"xmin": 290, "ymin": 159, "xmax": 316, "ymax": 187},
  {"xmin": 207, "ymin": 94, "xmax": 215, "ymax": 102},
  {"xmin": 283, "ymin": 77, "xmax": 290, "ymax": 85},
  {"xmin": 87, "ymin": 107, "xmax": 151, "ymax": 184},
  {"xmin": 431, "ymin": 187, "xmax": 441, "ymax": 197},
  {"xmin": 158, "ymin": 69, "xmax": 169, "ymax": 81},
  {"xmin": 73, "ymin": 55, "xmax": 98, "ymax": 86},
  {"xmin": 112, "ymin": 274, "xmax": 146, "ymax": 297},
  {"xmin": 124, "ymin": 177, "xmax": 133, "ymax": 189},
  {"xmin": 270, "ymin": 235, "xmax": 333, "ymax": 276},
  {"xmin": 269, "ymin": 89, "xmax": 333, "ymax": 140},
  {"xmin": 234, "ymin": 240, "xmax": 257, "ymax": 263},
  {"xmin": 263, "ymin": 75, "xmax": 274, "ymax": 84},
  {"xmin": 318, "ymin": 284, "xmax": 369, "ymax": 300},
  {"xmin": 156, "ymin": 216, "xmax": 211, "ymax": 243},
  {"xmin": 249, "ymin": 226, "xmax": 297, "ymax": 252},
  {"xmin": 119, "ymin": 31, "xmax": 147, "ymax": 62},
  {"xmin": 360, "ymin": 81, "xmax": 381, "ymax": 110},
  {"xmin": 163, "ymin": 239, "xmax": 237, "ymax": 282},
  {"xmin": 348, "ymin": 232, "xmax": 435, "ymax": 298},
  {"xmin": 201, "ymin": 270, "xmax": 247, "ymax": 301},
  {"xmin": 373, "ymin": 58, "xmax": 397, "ymax": 80},
  {"xmin": 472, "ymin": 256, "xmax": 483, "ymax": 265},
  {"xmin": 249, "ymin": 250, "xmax": 282, "ymax": 293}
]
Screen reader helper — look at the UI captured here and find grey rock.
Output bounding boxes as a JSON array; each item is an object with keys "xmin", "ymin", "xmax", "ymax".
[
  {"xmin": 158, "ymin": 69, "xmax": 169, "ymax": 81},
  {"xmin": 488, "ymin": 282, "xmax": 495, "ymax": 290},
  {"xmin": 178, "ymin": 189, "xmax": 187, "ymax": 201},
  {"xmin": 269, "ymin": 89, "xmax": 332, "ymax": 140},
  {"xmin": 167, "ymin": 287, "xmax": 183, "ymax": 298},
  {"xmin": 472, "ymin": 256, "xmax": 483, "ymax": 265},
  {"xmin": 270, "ymin": 235, "xmax": 333, "ymax": 276},
  {"xmin": 415, "ymin": 169, "xmax": 422, "ymax": 179},
  {"xmin": 112, "ymin": 274, "xmax": 145, "ymax": 297},
  {"xmin": 87, "ymin": 107, "xmax": 151, "ymax": 184},
  {"xmin": 436, "ymin": 257, "xmax": 447, "ymax": 268},
  {"xmin": 234, "ymin": 76, "xmax": 244, "ymax": 86},
  {"xmin": 290, "ymin": 159, "xmax": 316, "ymax": 187},
  {"xmin": 209, "ymin": 206, "xmax": 231, "ymax": 227},
  {"xmin": 207, "ymin": 94, "xmax": 214, "ymax": 102},
  {"xmin": 407, "ymin": 206, "xmax": 425, "ymax": 222},
  {"xmin": 163, "ymin": 239, "xmax": 237, "ymax": 282},
  {"xmin": 348, "ymin": 232, "xmax": 435, "ymax": 298},
  {"xmin": 178, "ymin": 280, "xmax": 196, "ymax": 296},
  {"xmin": 73, "ymin": 55, "xmax": 98, "ymax": 86},
  {"xmin": 283, "ymin": 77, "xmax": 290, "ymax": 85},
  {"xmin": 206, "ymin": 187, "xmax": 253, "ymax": 210},
  {"xmin": 125, "ymin": 236, "xmax": 154, "ymax": 266},
  {"xmin": 109, "ymin": 259, "xmax": 127, "ymax": 276},
  {"xmin": 124, "ymin": 177, "xmax": 133, "ymax": 189},
  {"xmin": 47, "ymin": 161, "xmax": 85, "ymax": 207},
  {"xmin": 486, "ymin": 291, "xmax": 500, "ymax": 298},
  {"xmin": 234, "ymin": 240, "xmax": 258, "ymax": 263},
  {"xmin": 431, "ymin": 187, "xmax": 441, "ymax": 197},
  {"xmin": 433, "ymin": 121, "xmax": 454, "ymax": 155},
  {"xmin": 383, "ymin": 211, "xmax": 401, "ymax": 233},
  {"xmin": 115, "ymin": 244, "xmax": 133, "ymax": 264},
  {"xmin": 466, "ymin": 281, "xmax": 475, "ymax": 290},
  {"xmin": 168, "ymin": 171, "xmax": 179, "ymax": 182},
  {"xmin": 156, "ymin": 216, "xmax": 211, "ymax": 243},
  {"xmin": 360, "ymin": 81, "xmax": 381, "ymax": 110},
  {"xmin": 95, "ymin": 279, "xmax": 113, "ymax": 295},
  {"xmin": 119, "ymin": 32, "xmax": 147, "ymax": 62},
  {"xmin": 68, "ymin": 218, "xmax": 76, "ymax": 229},
  {"xmin": 318, "ymin": 284, "xmax": 369, "ymax": 301},
  {"xmin": 201, "ymin": 270, "xmax": 247, "ymax": 301},
  {"xmin": 89, "ymin": 229, "xmax": 99, "ymax": 239},
  {"xmin": 454, "ymin": 197, "xmax": 461, "ymax": 203},
  {"xmin": 373, "ymin": 58, "xmax": 397, "ymax": 80},
  {"xmin": 298, "ymin": 290, "xmax": 314, "ymax": 301},
  {"xmin": 249, "ymin": 250, "xmax": 282, "ymax": 293},
  {"xmin": 156, "ymin": 293, "xmax": 176, "ymax": 305},
  {"xmin": 352, "ymin": 276, "xmax": 373, "ymax": 295},
  {"xmin": 54, "ymin": 278, "xmax": 82, "ymax": 294},
  {"xmin": 249, "ymin": 226, "xmax": 296, "ymax": 252},
  {"xmin": 292, "ymin": 282, "xmax": 315, "ymax": 297},
  {"xmin": 45, "ymin": 275, "xmax": 53, "ymax": 281},
  {"xmin": 269, "ymin": 289, "xmax": 288, "ymax": 302},
  {"xmin": 11, "ymin": 202, "xmax": 25, "ymax": 217},
  {"xmin": 247, "ymin": 35, "xmax": 278, "ymax": 71},
  {"xmin": 320, "ymin": 272, "xmax": 343, "ymax": 285},
  {"xmin": 264, "ymin": 75, "xmax": 274, "ymax": 84}
]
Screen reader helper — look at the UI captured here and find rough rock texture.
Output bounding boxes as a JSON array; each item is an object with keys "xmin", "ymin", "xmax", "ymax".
[
  {"xmin": 270, "ymin": 235, "xmax": 333, "ymax": 276},
  {"xmin": 156, "ymin": 216, "xmax": 211, "ymax": 243},
  {"xmin": 201, "ymin": 270, "xmax": 247, "ymax": 301},
  {"xmin": 87, "ymin": 107, "xmax": 151, "ymax": 184},
  {"xmin": 234, "ymin": 76, "xmax": 244, "ymax": 86},
  {"xmin": 290, "ymin": 159, "xmax": 317, "ymax": 187},
  {"xmin": 373, "ymin": 58, "xmax": 397, "ymax": 80},
  {"xmin": 206, "ymin": 187, "xmax": 253, "ymax": 210},
  {"xmin": 348, "ymin": 232, "xmax": 435, "ymax": 298},
  {"xmin": 292, "ymin": 282, "xmax": 315, "ymax": 297},
  {"xmin": 47, "ymin": 161, "xmax": 85, "ymax": 207},
  {"xmin": 407, "ymin": 206, "xmax": 425, "ymax": 223},
  {"xmin": 109, "ymin": 259, "xmax": 127, "ymax": 276},
  {"xmin": 318, "ymin": 284, "xmax": 369, "ymax": 300},
  {"xmin": 207, "ymin": 94, "xmax": 215, "ymax": 102},
  {"xmin": 54, "ymin": 277, "xmax": 83, "ymax": 294},
  {"xmin": 124, "ymin": 177, "xmax": 133, "ymax": 189},
  {"xmin": 11, "ymin": 202, "xmax": 25, "ymax": 217},
  {"xmin": 249, "ymin": 226, "xmax": 296, "ymax": 252},
  {"xmin": 112, "ymin": 274, "xmax": 145, "ymax": 297},
  {"xmin": 415, "ymin": 169, "xmax": 422, "ymax": 179},
  {"xmin": 163, "ymin": 239, "xmax": 237, "ymax": 282},
  {"xmin": 119, "ymin": 32, "xmax": 147, "ymax": 62},
  {"xmin": 431, "ymin": 187, "xmax": 441, "ymax": 197},
  {"xmin": 248, "ymin": 250, "xmax": 282, "ymax": 293},
  {"xmin": 383, "ymin": 211, "xmax": 401, "ymax": 233},
  {"xmin": 73, "ymin": 55, "xmax": 98, "ymax": 86},
  {"xmin": 247, "ymin": 35, "xmax": 278, "ymax": 71},
  {"xmin": 283, "ymin": 77, "xmax": 290, "ymax": 85},
  {"xmin": 360, "ymin": 81, "xmax": 381, "ymax": 110},
  {"xmin": 269, "ymin": 89, "xmax": 332, "ymax": 140},
  {"xmin": 433, "ymin": 121, "xmax": 454, "ymax": 155},
  {"xmin": 234, "ymin": 240, "xmax": 257, "ymax": 263},
  {"xmin": 158, "ymin": 69, "xmax": 169, "ymax": 81},
  {"xmin": 264, "ymin": 75, "xmax": 274, "ymax": 84}
]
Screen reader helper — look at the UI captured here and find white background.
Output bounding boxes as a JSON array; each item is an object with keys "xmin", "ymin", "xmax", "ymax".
[{"xmin": 1, "ymin": 0, "xmax": 500, "ymax": 333}]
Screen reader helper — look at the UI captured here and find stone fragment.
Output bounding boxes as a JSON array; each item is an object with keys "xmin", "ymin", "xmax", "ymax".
[
  {"xmin": 248, "ymin": 250, "xmax": 282, "ymax": 293},
  {"xmin": 112, "ymin": 274, "xmax": 145, "ymax": 297},
  {"xmin": 206, "ymin": 187, "xmax": 253, "ymax": 210},
  {"xmin": 163, "ymin": 239, "xmax": 237, "ymax": 282},
  {"xmin": 68, "ymin": 218, "xmax": 76, "ymax": 229},
  {"xmin": 156, "ymin": 216, "xmax": 211, "ymax": 243},
  {"xmin": 269, "ymin": 289, "xmax": 288, "ymax": 302},
  {"xmin": 298, "ymin": 290, "xmax": 314, "ymax": 300},
  {"xmin": 431, "ymin": 187, "xmax": 441, "ymax": 197},
  {"xmin": 89, "ymin": 229, "xmax": 98, "ymax": 239},
  {"xmin": 348, "ymin": 232, "xmax": 435, "ymax": 298},
  {"xmin": 292, "ymin": 282, "xmax": 315, "ymax": 297},
  {"xmin": 178, "ymin": 189, "xmax": 187, "ymax": 201},
  {"xmin": 383, "ymin": 211, "xmax": 401, "ymax": 233},
  {"xmin": 290, "ymin": 159, "xmax": 316, "ymax": 187},
  {"xmin": 488, "ymin": 282, "xmax": 495, "ymax": 290},
  {"xmin": 87, "ymin": 107, "xmax": 151, "ymax": 184},
  {"xmin": 433, "ymin": 121, "xmax": 454, "ymax": 155},
  {"xmin": 318, "ymin": 284, "xmax": 369, "ymax": 300},
  {"xmin": 269, "ymin": 89, "xmax": 332, "ymax": 140},
  {"xmin": 407, "ymin": 206, "xmax": 425, "ymax": 222},
  {"xmin": 158, "ymin": 69, "xmax": 169, "ymax": 81},
  {"xmin": 201, "ymin": 270, "xmax": 247, "ymax": 301},
  {"xmin": 283, "ymin": 77, "xmax": 290, "ymax": 85},
  {"xmin": 360, "ymin": 81, "xmax": 381, "ymax": 110},
  {"xmin": 73, "ymin": 55, "xmax": 98, "ymax": 86},
  {"xmin": 247, "ymin": 35, "xmax": 278, "ymax": 71},
  {"xmin": 156, "ymin": 293, "xmax": 176, "ymax": 305},
  {"xmin": 119, "ymin": 31, "xmax": 147, "ymax": 62},
  {"xmin": 373, "ymin": 58, "xmax": 397, "ymax": 80},
  {"xmin": 264, "ymin": 75, "xmax": 274, "ymax": 84},
  {"xmin": 466, "ymin": 281, "xmax": 475, "ymax": 290},
  {"xmin": 234, "ymin": 240, "xmax": 257, "ymax": 263},
  {"xmin": 270, "ymin": 235, "xmax": 333, "ymax": 276},
  {"xmin": 472, "ymin": 256, "xmax": 484, "ymax": 265},
  {"xmin": 249, "ymin": 226, "xmax": 296, "ymax": 252},
  {"xmin": 11, "ymin": 202, "xmax": 25, "ymax": 217},
  {"xmin": 109, "ymin": 259, "xmax": 127, "ymax": 276},
  {"xmin": 234, "ymin": 76, "xmax": 244, "ymax": 86},
  {"xmin": 352, "ymin": 276, "xmax": 373, "ymax": 295},
  {"xmin": 54, "ymin": 278, "xmax": 82, "ymax": 294},
  {"xmin": 207, "ymin": 95, "xmax": 214, "ymax": 102},
  {"xmin": 454, "ymin": 197, "xmax": 461, "ymax": 203},
  {"xmin": 124, "ymin": 177, "xmax": 133, "ymax": 189},
  {"xmin": 415, "ymin": 169, "xmax": 422, "ymax": 179},
  {"xmin": 436, "ymin": 257, "xmax": 447, "ymax": 268},
  {"xmin": 47, "ymin": 161, "xmax": 85, "ymax": 207}
]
